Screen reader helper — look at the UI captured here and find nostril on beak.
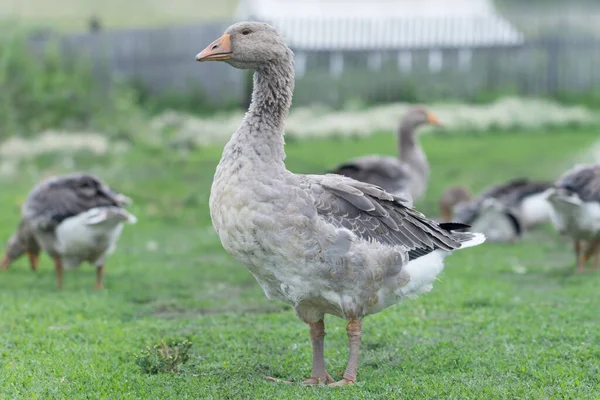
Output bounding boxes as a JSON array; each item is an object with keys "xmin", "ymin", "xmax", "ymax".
[{"xmin": 211, "ymin": 44, "xmax": 218, "ymax": 50}]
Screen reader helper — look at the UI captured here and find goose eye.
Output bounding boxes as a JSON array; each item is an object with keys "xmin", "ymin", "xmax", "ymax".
[{"xmin": 242, "ymin": 29, "xmax": 251, "ymax": 35}]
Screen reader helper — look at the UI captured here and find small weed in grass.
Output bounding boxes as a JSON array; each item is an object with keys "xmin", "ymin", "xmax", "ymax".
[{"xmin": 135, "ymin": 338, "xmax": 192, "ymax": 374}]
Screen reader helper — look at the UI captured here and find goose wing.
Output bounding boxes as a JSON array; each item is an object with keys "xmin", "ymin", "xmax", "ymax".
[
  {"xmin": 301, "ymin": 174, "xmax": 472, "ymax": 260},
  {"xmin": 22, "ymin": 173, "xmax": 128, "ymax": 231}
]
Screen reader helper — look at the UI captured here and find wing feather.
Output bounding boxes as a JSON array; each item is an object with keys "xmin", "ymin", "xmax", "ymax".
[{"xmin": 301, "ymin": 174, "xmax": 470, "ymax": 260}]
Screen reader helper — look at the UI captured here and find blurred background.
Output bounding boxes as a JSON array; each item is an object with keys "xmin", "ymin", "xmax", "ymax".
[
  {"xmin": 1, "ymin": 0, "xmax": 600, "ymax": 134},
  {"xmin": 2, "ymin": 1, "xmax": 600, "ymax": 397}
]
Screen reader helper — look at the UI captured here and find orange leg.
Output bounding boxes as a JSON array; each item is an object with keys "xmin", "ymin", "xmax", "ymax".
[
  {"xmin": 53, "ymin": 256, "xmax": 64, "ymax": 289},
  {"xmin": 304, "ymin": 319, "xmax": 334, "ymax": 385},
  {"xmin": 577, "ymin": 239, "xmax": 600, "ymax": 273},
  {"xmin": 329, "ymin": 319, "xmax": 362, "ymax": 387},
  {"xmin": 27, "ymin": 251, "xmax": 39, "ymax": 271},
  {"xmin": 95, "ymin": 266, "xmax": 104, "ymax": 290},
  {"xmin": 0, "ymin": 255, "xmax": 10, "ymax": 270}
]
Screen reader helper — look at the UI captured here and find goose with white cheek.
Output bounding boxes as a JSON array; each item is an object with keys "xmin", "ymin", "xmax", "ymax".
[
  {"xmin": 197, "ymin": 22, "xmax": 486, "ymax": 386},
  {"xmin": 545, "ymin": 164, "xmax": 600, "ymax": 272},
  {"xmin": 15, "ymin": 173, "xmax": 136, "ymax": 289}
]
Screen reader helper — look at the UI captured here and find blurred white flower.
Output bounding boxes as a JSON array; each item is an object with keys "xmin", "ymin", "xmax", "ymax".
[
  {"xmin": 150, "ymin": 97, "xmax": 598, "ymax": 148},
  {"xmin": 0, "ymin": 131, "xmax": 109, "ymax": 159}
]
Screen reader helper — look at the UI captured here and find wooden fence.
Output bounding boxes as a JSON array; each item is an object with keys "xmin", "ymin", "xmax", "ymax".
[{"xmin": 28, "ymin": 16, "xmax": 600, "ymax": 107}]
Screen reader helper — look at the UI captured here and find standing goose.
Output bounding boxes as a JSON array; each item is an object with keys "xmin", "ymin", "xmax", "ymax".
[
  {"xmin": 196, "ymin": 21, "xmax": 485, "ymax": 386},
  {"xmin": 546, "ymin": 164, "xmax": 600, "ymax": 272},
  {"xmin": 442, "ymin": 178, "xmax": 553, "ymax": 242},
  {"xmin": 330, "ymin": 105, "xmax": 441, "ymax": 204},
  {"xmin": 13, "ymin": 173, "xmax": 136, "ymax": 289}
]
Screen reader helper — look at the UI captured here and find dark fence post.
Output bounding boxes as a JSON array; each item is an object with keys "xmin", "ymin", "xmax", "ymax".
[{"xmin": 545, "ymin": 37, "xmax": 560, "ymax": 96}]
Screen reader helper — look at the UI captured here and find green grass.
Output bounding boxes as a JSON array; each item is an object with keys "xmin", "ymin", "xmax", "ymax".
[
  {"xmin": 0, "ymin": 0, "xmax": 237, "ymax": 31},
  {"xmin": 1, "ymin": 128, "xmax": 600, "ymax": 399}
]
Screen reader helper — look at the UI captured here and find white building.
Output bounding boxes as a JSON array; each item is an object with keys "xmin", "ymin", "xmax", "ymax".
[{"xmin": 235, "ymin": 0, "xmax": 524, "ymax": 76}]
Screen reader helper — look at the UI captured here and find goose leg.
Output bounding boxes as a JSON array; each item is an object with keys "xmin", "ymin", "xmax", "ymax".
[
  {"xmin": 95, "ymin": 265, "xmax": 104, "ymax": 290},
  {"xmin": 0, "ymin": 255, "xmax": 10, "ymax": 270},
  {"xmin": 329, "ymin": 319, "xmax": 362, "ymax": 387},
  {"xmin": 304, "ymin": 319, "xmax": 334, "ymax": 385},
  {"xmin": 53, "ymin": 256, "xmax": 63, "ymax": 289},
  {"xmin": 574, "ymin": 240, "xmax": 586, "ymax": 273},
  {"xmin": 27, "ymin": 251, "xmax": 39, "ymax": 271},
  {"xmin": 583, "ymin": 239, "xmax": 600, "ymax": 271}
]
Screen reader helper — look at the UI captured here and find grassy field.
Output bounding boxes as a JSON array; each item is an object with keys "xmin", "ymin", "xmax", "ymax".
[
  {"xmin": 0, "ymin": 0, "xmax": 237, "ymax": 31},
  {"xmin": 1, "ymin": 128, "xmax": 600, "ymax": 398}
]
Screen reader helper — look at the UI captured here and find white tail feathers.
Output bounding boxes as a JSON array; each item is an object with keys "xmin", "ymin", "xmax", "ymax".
[
  {"xmin": 84, "ymin": 207, "xmax": 137, "ymax": 225},
  {"xmin": 459, "ymin": 232, "xmax": 486, "ymax": 249}
]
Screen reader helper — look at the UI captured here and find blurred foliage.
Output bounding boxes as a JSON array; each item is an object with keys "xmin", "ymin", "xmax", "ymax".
[
  {"xmin": 2, "ymin": 22, "xmax": 600, "ymax": 143},
  {"xmin": 131, "ymin": 79, "xmax": 242, "ymax": 117},
  {"xmin": 0, "ymin": 25, "xmax": 146, "ymax": 141}
]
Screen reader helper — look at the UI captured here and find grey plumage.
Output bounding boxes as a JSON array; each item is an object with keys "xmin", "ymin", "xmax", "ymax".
[
  {"xmin": 22, "ymin": 173, "xmax": 130, "ymax": 233},
  {"xmin": 553, "ymin": 164, "xmax": 600, "ymax": 202},
  {"xmin": 1, "ymin": 219, "xmax": 40, "ymax": 269},
  {"xmin": 197, "ymin": 21, "xmax": 485, "ymax": 386},
  {"xmin": 546, "ymin": 163, "xmax": 600, "ymax": 271},
  {"xmin": 2, "ymin": 173, "xmax": 135, "ymax": 288},
  {"xmin": 453, "ymin": 178, "xmax": 552, "ymax": 226},
  {"xmin": 303, "ymin": 174, "xmax": 469, "ymax": 259}
]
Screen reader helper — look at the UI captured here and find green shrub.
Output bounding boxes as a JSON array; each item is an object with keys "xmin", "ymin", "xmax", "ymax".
[
  {"xmin": 0, "ymin": 25, "xmax": 145, "ymax": 141},
  {"xmin": 134, "ymin": 338, "xmax": 192, "ymax": 374}
]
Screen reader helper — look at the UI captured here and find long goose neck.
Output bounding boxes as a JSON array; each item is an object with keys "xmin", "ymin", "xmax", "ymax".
[
  {"xmin": 232, "ymin": 56, "xmax": 295, "ymax": 169},
  {"xmin": 398, "ymin": 123, "xmax": 428, "ymax": 176}
]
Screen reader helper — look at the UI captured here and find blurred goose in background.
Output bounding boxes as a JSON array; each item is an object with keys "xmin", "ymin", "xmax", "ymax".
[
  {"xmin": 1, "ymin": 219, "xmax": 41, "ymax": 271},
  {"xmin": 439, "ymin": 185, "xmax": 471, "ymax": 222},
  {"xmin": 442, "ymin": 178, "xmax": 553, "ymax": 242},
  {"xmin": 196, "ymin": 21, "xmax": 485, "ymax": 386},
  {"xmin": 3, "ymin": 173, "xmax": 137, "ymax": 289},
  {"xmin": 545, "ymin": 164, "xmax": 600, "ymax": 272},
  {"xmin": 330, "ymin": 105, "xmax": 442, "ymax": 205}
]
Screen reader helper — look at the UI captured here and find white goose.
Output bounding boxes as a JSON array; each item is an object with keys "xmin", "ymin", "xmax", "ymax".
[
  {"xmin": 545, "ymin": 164, "xmax": 600, "ymax": 272},
  {"xmin": 8, "ymin": 173, "xmax": 137, "ymax": 289},
  {"xmin": 196, "ymin": 21, "xmax": 485, "ymax": 386}
]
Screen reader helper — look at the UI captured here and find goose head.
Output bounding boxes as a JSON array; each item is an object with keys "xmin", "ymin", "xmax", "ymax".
[
  {"xmin": 196, "ymin": 21, "xmax": 290, "ymax": 70},
  {"xmin": 400, "ymin": 105, "xmax": 442, "ymax": 135},
  {"xmin": 439, "ymin": 185, "xmax": 472, "ymax": 221}
]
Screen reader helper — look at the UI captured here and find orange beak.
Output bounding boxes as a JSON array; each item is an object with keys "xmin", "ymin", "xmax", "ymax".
[
  {"xmin": 196, "ymin": 33, "xmax": 232, "ymax": 62},
  {"xmin": 427, "ymin": 112, "xmax": 442, "ymax": 126}
]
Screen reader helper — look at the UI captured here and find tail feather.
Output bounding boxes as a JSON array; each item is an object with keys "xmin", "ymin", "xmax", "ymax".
[
  {"xmin": 438, "ymin": 222, "xmax": 471, "ymax": 231},
  {"xmin": 438, "ymin": 221, "xmax": 486, "ymax": 249}
]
